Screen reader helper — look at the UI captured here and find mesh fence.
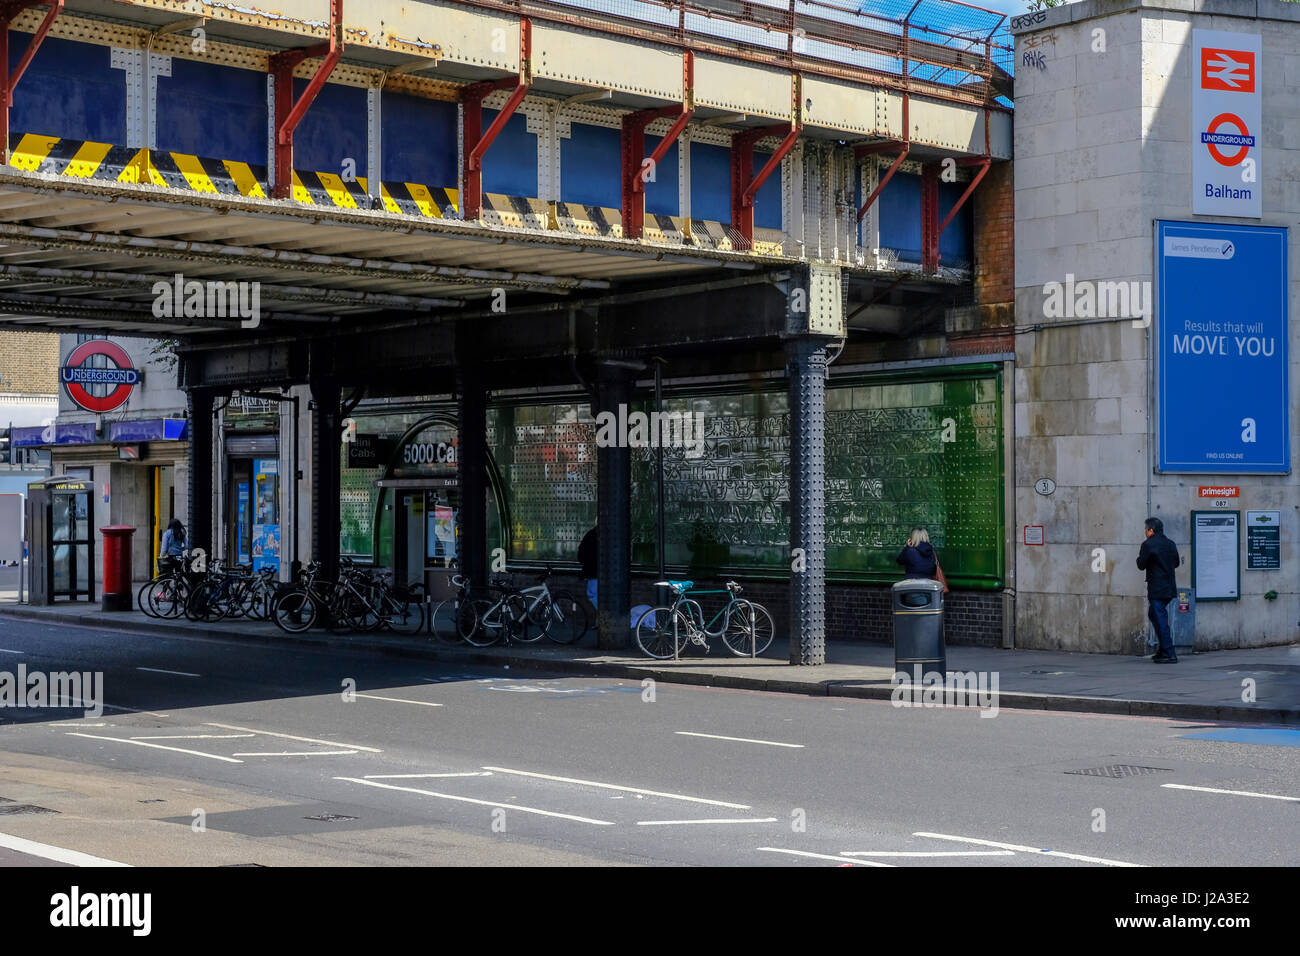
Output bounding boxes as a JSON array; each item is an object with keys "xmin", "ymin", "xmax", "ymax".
[{"xmin": 465, "ymin": 0, "xmax": 1013, "ymax": 104}]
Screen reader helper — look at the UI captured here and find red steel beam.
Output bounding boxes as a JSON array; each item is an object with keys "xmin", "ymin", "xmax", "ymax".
[
  {"xmin": 622, "ymin": 51, "xmax": 693, "ymax": 240},
  {"xmin": 269, "ymin": 0, "xmax": 344, "ymax": 199},
  {"xmin": 0, "ymin": 0, "xmax": 63, "ymax": 163},
  {"xmin": 856, "ymin": 145, "xmax": 908, "ymax": 221},
  {"xmin": 921, "ymin": 160, "xmax": 939, "ymax": 273},
  {"xmin": 461, "ymin": 18, "xmax": 532, "ymax": 221}
]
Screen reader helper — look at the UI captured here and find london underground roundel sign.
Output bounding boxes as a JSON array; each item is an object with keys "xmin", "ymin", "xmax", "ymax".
[{"xmin": 60, "ymin": 340, "xmax": 139, "ymax": 412}]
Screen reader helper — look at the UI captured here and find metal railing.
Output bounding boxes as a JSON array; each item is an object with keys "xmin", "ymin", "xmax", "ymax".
[{"xmin": 453, "ymin": 0, "xmax": 1012, "ymax": 106}]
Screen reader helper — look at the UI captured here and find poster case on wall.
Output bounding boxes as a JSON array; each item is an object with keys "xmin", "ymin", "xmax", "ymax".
[{"xmin": 1190, "ymin": 510, "xmax": 1240, "ymax": 601}]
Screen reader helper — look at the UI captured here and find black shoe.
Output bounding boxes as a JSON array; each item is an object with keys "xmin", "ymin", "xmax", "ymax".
[{"xmin": 1154, "ymin": 654, "xmax": 1178, "ymax": 663}]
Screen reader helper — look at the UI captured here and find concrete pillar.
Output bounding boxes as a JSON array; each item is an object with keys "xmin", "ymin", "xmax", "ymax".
[
  {"xmin": 310, "ymin": 380, "xmax": 341, "ymax": 582},
  {"xmin": 457, "ymin": 367, "xmax": 489, "ymax": 589},
  {"xmin": 186, "ymin": 387, "xmax": 215, "ymax": 561},
  {"xmin": 594, "ymin": 359, "xmax": 639, "ymax": 649},
  {"xmin": 786, "ymin": 337, "xmax": 827, "ymax": 665}
]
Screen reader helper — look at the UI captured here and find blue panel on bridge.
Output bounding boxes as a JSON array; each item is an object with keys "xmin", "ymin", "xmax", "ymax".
[
  {"xmin": 157, "ymin": 59, "xmax": 265, "ymax": 165},
  {"xmin": 8, "ymin": 34, "xmax": 124, "ymax": 144},
  {"xmin": 559, "ymin": 123, "xmax": 680, "ymax": 214},
  {"xmin": 292, "ymin": 78, "xmax": 366, "ymax": 179},
  {"xmin": 482, "ymin": 109, "xmax": 536, "ymax": 197},
  {"xmin": 878, "ymin": 172, "xmax": 973, "ymax": 267},
  {"xmin": 382, "ymin": 91, "xmax": 457, "ymax": 188},
  {"xmin": 691, "ymin": 141, "xmax": 781, "ymax": 228},
  {"xmin": 561, "ymin": 123, "xmax": 619, "ymax": 208}
]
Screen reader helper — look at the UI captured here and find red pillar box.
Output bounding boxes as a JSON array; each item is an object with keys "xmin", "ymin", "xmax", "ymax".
[{"xmin": 100, "ymin": 525, "xmax": 136, "ymax": 612}]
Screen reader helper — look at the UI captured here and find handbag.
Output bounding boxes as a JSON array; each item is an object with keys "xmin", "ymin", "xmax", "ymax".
[{"xmin": 934, "ymin": 558, "xmax": 949, "ymax": 593}]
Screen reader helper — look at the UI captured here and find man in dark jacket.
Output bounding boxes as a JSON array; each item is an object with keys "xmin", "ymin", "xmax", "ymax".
[
  {"xmin": 578, "ymin": 526, "xmax": 598, "ymax": 607},
  {"xmin": 1136, "ymin": 517, "xmax": 1181, "ymax": 663}
]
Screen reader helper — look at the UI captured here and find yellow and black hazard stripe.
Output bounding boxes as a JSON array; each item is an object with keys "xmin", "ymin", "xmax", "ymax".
[
  {"xmin": 552, "ymin": 201, "xmax": 622, "ymax": 238},
  {"xmin": 5, "ymin": 133, "xmax": 781, "ymax": 255},
  {"xmin": 481, "ymin": 193, "xmax": 549, "ymax": 230}
]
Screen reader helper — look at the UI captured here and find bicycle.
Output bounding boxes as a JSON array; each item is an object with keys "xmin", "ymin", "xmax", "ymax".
[
  {"xmin": 634, "ymin": 580, "xmax": 775, "ymax": 660},
  {"xmin": 137, "ymin": 553, "xmax": 191, "ymax": 619},
  {"xmin": 520, "ymin": 567, "xmax": 590, "ymax": 645},
  {"xmin": 330, "ymin": 561, "xmax": 425, "ymax": 635}
]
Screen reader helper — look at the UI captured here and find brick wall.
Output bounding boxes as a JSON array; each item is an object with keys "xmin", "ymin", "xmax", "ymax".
[
  {"xmin": 510, "ymin": 570, "xmax": 1003, "ymax": 648},
  {"xmin": 0, "ymin": 331, "xmax": 59, "ymax": 394},
  {"xmin": 973, "ymin": 159, "xmax": 1014, "ymax": 327}
]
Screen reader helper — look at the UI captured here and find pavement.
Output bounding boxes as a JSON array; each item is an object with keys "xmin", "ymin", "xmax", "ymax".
[{"xmin": 0, "ymin": 597, "xmax": 1296, "ymax": 725}]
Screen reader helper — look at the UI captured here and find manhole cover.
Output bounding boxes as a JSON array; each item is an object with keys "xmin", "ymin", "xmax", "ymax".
[
  {"xmin": 1065, "ymin": 765, "xmax": 1173, "ymax": 778},
  {"xmin": 304, "ymin": 813, "xmax": 359, "ymax": 823},
  {"xmin": 138, "ymin": 799, "xmax": 166, "ymax": 804},
  {"xmin": 0, "ymin": 804, "xmax": 59, "ymax": 815},
  {"xmin": 220, "ymin": 863, "xmax": 266, "ymax": 867}
]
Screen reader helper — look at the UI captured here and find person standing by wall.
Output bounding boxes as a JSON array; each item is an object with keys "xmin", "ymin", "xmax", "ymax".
[
  {"xmin": 578, "ymin": 525, "xmax": 598, "ymax": 608},
  {"xmin": 1136, "ymin": 517, "xmax": 1181, "ymax": 663},
  {"xmin": 897, "ymin": 527, "xmax": 938, "ymax": 579}
]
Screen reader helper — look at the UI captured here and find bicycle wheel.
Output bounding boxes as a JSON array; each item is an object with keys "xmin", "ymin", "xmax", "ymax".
[
  {"xmin": 635, "ymin": 606, "xmax": 689, "ymax": 660},
  {"xmin": 722, "ymin": 600, "xmax": 775, "ymax": 656},
  {"xmin": 386, "ymin": 595, "xmax": 425, "ymax": 635},
  {"xmin": 543, "ymin": 590, "xmax": 590, "ymax": 645},
  {"xmin": 137, "ymin": 579, "xmax": 157, "ymax": 617},
  {"xmin": 429, "ymin": 599, "xmax": 464, "ymax": 644},
  {"xmin": 508, "ymin": 592, "xmax": 544, "ymax": 643},
  {"xmin": 272, "ymin": 588, "xmax": 318, "ymax": 633},
  {"xmin": 454, "ymin": 599, "xmax": 481, "ymax": 644},
  {"xmin": 146, "ymin": 577, "xmax": 188, "ymax": 619},
  {"xmin": 460, "ymin": 598, "xmax": 500, "ymax": 647}
]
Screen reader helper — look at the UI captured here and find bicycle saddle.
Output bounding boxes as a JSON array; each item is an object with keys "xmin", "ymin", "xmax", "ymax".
[{"xmin": 654, "ymin": 579, "xmax": 693, "ymax": 592}]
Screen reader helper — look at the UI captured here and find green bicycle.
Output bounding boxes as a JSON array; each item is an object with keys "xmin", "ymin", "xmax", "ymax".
[{"xmin": 634, "ymin": 580, "xmax": 775, "ymax": 660}]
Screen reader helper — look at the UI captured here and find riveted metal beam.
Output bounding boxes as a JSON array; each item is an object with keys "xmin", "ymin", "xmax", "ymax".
[
  {"xmin": 460, "ymin": 17, "xmax": 531, "ymax": 221},
  {"xmin": 0, "ymin": 0, "xmax": 63, "ymax": 163},
  {"xmin": 269, "ymin": 0, "xmax": 344, "ymax": 199},
  {"xmin": 621, "ymin": 51, "xmax": 693, "ymax": 241}
]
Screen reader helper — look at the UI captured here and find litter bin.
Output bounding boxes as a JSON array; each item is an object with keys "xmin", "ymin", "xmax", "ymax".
[
  {"xmin": 892, "ymin": 578, "xmax": 946, "ymax": 679},
  {"xmin": 100, "ymin": 525, "xmax": 136, "ymax": 612}
]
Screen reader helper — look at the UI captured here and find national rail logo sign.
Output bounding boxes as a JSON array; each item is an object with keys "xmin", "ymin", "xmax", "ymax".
[
  {"xmin": 1192, "ymin": 31, "xmax": 1261, "ymax": 218},
  {"xmin": 60, "ymin": 340, "xmax": 140, "ymax": 412}
]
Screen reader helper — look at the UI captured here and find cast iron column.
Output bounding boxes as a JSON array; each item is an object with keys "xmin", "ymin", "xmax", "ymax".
[
  {"xmin": 186, "ymin": 387, "xmax": 215, "ymax": 561},
  {"xmin": 594, "ymin": 359, "xmax": 637, "ymax": 649},
  {"xmin": 457, "ymin": 367, "xmax": 489, "ymax": 589},
  {"xmin": 786, "ymin": 337, "xmax": 828, "ymax": 665},
  {"xmin": 310, "ymin": 380, "xmax": 342, "ymax": 582}
]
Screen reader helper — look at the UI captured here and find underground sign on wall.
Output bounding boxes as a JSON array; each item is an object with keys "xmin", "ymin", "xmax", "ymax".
[{"xmin": 60, "ymin": 340, "xmax": 140, "ymax": 412}]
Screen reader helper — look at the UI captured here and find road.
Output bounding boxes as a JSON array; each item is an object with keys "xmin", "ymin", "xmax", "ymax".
[{"xmin": 0, "ymin": 617, "xmax": 1296, "ymax": 867}]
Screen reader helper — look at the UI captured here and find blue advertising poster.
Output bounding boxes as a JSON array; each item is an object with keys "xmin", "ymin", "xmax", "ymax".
[
  {"xmin": 236, "ymin": 482, "xmax": 250, "ymax": 565},
  {"xmin": 1157, "ymin": 221, "xmax": 1289, "ymax": 473}
]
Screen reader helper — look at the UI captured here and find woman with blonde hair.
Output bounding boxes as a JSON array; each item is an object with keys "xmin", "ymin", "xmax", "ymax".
[{"xmin": 897, "ymin": 526, "xmax": 937, "ymax": 579}]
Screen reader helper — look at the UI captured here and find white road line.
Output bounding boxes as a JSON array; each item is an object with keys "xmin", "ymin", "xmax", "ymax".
[
  {"xmin": 233, "ymin": 750, "xmax": 359, "ymax": 757},
  {"xmin": 0, "ymin": 831, "xmax": 130, "ymax": 867},
  {"xmin": 637, "ymin": 818, "xmax": 779, "ymax": 826},
  {"xmin": 674, "ymin": 731, "xmax": 804, "ymax": 749},
  {"xmin": 913, "ymin": 832, "xmax": 1144, "ymax": 867},
  {"xmin": 136, "ymin": 667, "xmax": 201, "ymax": 678},
  {"xmin": 66, "ymin": 732, "xmax": 243, "ymax": 763},
  {"xmin": 205, "ymin": 721, "xmax": 382, "ymax": 753},
  {"xmin": 0, "ymin": 648, "xmax": 23, "ymax": 654},
  {"xmin": 481, "ymin": 766, "xmax": 751, "ymax": 809},
  {"xmin": 354, "ymin": 693, "xmax": 443, "ymax": 707},
  {"xmin": 335, "ymin": 777, "xmax": 615, "ymax": 825},
  {"xmin": 756, "ymin": 847, "xmax": 894, "ymax": 867},
  {"xmin": 129, "ymin": 734, "xmax": 256, "ymax": 740},
  {"xmin": 1162, "ymin": 783, "xmax": 1300, "ymax": 802},
  {"xmin": 842, "ymin": 850, "xmax": 1016, "ymax": 857},
  {"xmin": 362, "ymin": 772, "xmax": 493, "ymax": 779}
]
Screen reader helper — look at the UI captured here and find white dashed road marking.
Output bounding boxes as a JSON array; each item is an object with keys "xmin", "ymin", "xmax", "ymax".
[
  {"xmin": 335, "ymin": 776, "xmax": 615, "ymax": 825},
  {"xmin": 756, "ymin": 847, "xmax": 894, "ymax": 867},
  {"xmin": 66, "ymin": 732, "xmax": 243, "ymax": 763},
  {"xmin": 0, "ymin": 831, "xmax": 130, "ymax": 867},
  {"xmin": 136, "ymin": 667, "xmax": 201, "ymax": 677},
  {"xmin": 205, "ymin": 721, "xmax": 382, "ymax": 753},
  {"xmin": 674, "ymin": 731, "xmax": 804, "ymax": 748},
  {"xmin": 913, "ymin": 832, "xmax": 1144, "ymax": 867},
  {"xmin": 1162, "ymin": 783, "xmax": 1300, "ymax": 802},
  {"xmin": 353, "ymin": 694, "xmax": 444, "ymax": 707},
  {"xmin": 481, "ymin": 766, "xmax": 751, "ymax": 809}
]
